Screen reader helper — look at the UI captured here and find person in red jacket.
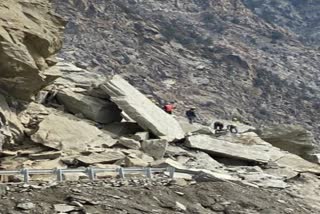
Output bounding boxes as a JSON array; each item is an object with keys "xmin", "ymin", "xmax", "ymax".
[{"xmin": 163, "ymin": 102, "xmax": 175, "ymax": 114}]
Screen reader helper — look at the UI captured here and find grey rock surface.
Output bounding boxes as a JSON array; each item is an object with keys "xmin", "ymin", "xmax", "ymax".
[{"xmin": 101, "ymin": 75, "xmax": 184, "ymax": 141}]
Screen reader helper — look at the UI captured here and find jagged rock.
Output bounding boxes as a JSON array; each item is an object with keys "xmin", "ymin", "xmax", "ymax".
[
  {"xmin": 0, "ymin": 0, "xmax": 64, "ymax": 99},
  {"xmin": 122, "ymin": 149, "xmax": 154, "ymax": 163},
  {"xmin": 142, "ymin": 139, "xmax": 168, "ymax": 160},
  {"xmin": 75, "ymin": 151, "xmax": 125, "ymax": 165},
  {"xmin": 100, "ymin": 75, "xmax": 184, "ymax": 141},
  {"xmin": 31, "ymin": 114, "xmax": 114, "ymax": 153},
  {"xmin": 53, "ymin": 62, "xmax": 105, "ymax": 89},
  {"xmin": 259, "ymin": 124, "xmax": 315, "ymax": 159},
  {"xmin": 151, "ymin": 158, "xmax": 186, "ymax": 170},
  {"xmin": 118, "ymin": 137, "xmax": 141, "ymax": 150},
  {"xmin": 132, "ymin": 132, "xmax": 149, "ymax": 141},
  {"xmin": 0, "ymin": 95, "xmax": 24, "ymax": 146},
  {"xmin": 185, "ymin": 134, "xmax": 270, "ymax": 163},
  {"xmin": 56, "ymin": 88, "xmax": 122, "ymax": 124},
  {"xmin": 29, "ymin": 151, "xmax": 62, "ymax": 160},
  {"xmin": 125, "ymin": 155, "xmax": 148, "ymax": 167}
]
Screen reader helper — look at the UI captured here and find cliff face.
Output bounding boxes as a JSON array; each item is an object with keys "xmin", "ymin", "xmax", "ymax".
[
  {"xmin": 51, "ymin": 0, "xmax": 320, "ymax": 142},
  {"xmin": 0, "ymin": 0, "xmax": 65, "ymax": 99}
]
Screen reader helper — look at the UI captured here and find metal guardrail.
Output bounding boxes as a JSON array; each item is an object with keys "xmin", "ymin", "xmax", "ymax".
[{"xmin": 0, "ymin": 167, "xmax": 175, "ymax": 183}]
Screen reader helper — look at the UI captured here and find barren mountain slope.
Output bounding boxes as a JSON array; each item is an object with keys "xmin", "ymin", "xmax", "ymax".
[
  {"xmin": 242, "ymin": 0, "xmax": 320, "ymax": 45},
  {"xmin": 52, "ymin": 0, "xmax": 320, "ymax": 143}
]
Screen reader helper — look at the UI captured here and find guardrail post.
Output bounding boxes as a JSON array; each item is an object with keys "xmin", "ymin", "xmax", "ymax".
[
  {"xmin": 119, "ymin": 167, "xmax": 125, "ymax": 179},
  {"xmin": 88, "ymin": 167, "xmax": 95, "ymax": 180},
  {"xmin": 146, "ymin": 167, "xmax": 152, "ymax": 179},
  {"xmin": 56, "ymin": 169, "xmax": 63, "ymax": 182},
  {"xmin": 168, "ymin": 167, "xmax": 175, "ymax": 179},
  {"xmin": 22, "ymin": 169, "xmax": 29, "ymax": 183}
]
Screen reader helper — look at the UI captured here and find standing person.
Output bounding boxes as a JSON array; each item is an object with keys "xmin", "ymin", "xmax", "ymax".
[
  {"xmin": 186, "ymin": 107, "xmax": 197, "ymax": 124},
  {"xmin": 163, "ymin": 102, "xmax": 175, "ymax": 114}
]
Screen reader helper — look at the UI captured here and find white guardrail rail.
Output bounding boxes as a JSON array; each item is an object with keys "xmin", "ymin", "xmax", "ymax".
[{"xmin": 0, "ymin": 167, "xmax": 176, "ymax": 183}]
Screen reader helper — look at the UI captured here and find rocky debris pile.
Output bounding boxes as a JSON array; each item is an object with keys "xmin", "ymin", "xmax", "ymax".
[
  {"xmin": 0, "ymin": 1, "xmax": 320, "ymax": 212},
  {"xmin": 0, "ymin": 178, "xmax": 318, "ymax": 214},
  {"xmin": 0, "ymin": 58, "xmax": 319, "ymax": 211}
]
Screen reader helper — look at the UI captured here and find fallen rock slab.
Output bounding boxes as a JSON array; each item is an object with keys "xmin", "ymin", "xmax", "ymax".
[
  {"xmin": 31, "ymin": 114, "xmax": 113, "ymax": 153},
  {"xmin": 57, "ymin": 88, "xmax": 122, "ymax": 124},
  {"xmin": 185, "ymin": 135, "xmax": 270, "ymax": 163},
  {"xmin": 100, "ymin": 75, "xmax": 184, "ymax": 141}
]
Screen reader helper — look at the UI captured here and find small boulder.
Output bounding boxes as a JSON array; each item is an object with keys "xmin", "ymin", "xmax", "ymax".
[
  {"xmin": 118, "ymin": 137, "xmax": 141, "ymax": 150},
  {"xmin": 16, "ymin": 202, "xmax": 35, "ymax": 210},
  {"xmin": 125, "ymin": 155, "xmax": 149, "ymax": 167},
  {"xmin": 142, "ymin": 139, "xmax": 168, "ymax": 160}
]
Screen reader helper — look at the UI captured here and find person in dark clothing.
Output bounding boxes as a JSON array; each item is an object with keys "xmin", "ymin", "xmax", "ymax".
[
  {"xmin": 213, "ymin": 121, "xmax": 224, "ymax": 130},
  {"xmin": 186, "ymin": 107, "xmax": 197, "ymax": 124},
  {"xmin": 227, "ymin": 125, "xmax": 238, "ymax": 133}
]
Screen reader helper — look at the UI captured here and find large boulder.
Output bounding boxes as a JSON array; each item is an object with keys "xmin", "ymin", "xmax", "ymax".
[
  {"xmin": 185, "ymin": 134, "xmax": 271, "ymax": 163},
  {"xmin": 141, "ymin": 139, "xmax": 168, "ymax": 160},
  {"xmin": 100, "ymin": 75, "xmax": 184, "ymax": 141},
  {"xmin": 0, "ymin": 0, "xmax": 65, "ymax": 99},
  {"xmin": 259, "ymin": 124, "xmax": 315, "ymax": 159},
  {"xmin": 56, "ymin": 88, "xmax": 122, "ymax": 124},
  {"xmin": 31, "ymin": 114, "xmax": 115, "ymax": 153}
]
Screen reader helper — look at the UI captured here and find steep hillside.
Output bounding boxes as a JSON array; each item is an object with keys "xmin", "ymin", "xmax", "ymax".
[
  {"xmin": 51, "ymin": 0, "xmax": 320, "ymax": 142},
  {"xmin": 242, "ymin": 0, "xmax": 320, "ymax": 45}
]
